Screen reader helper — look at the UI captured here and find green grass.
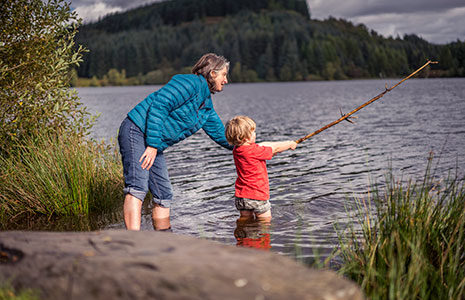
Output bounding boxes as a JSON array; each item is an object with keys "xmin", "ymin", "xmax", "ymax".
[
  {"xmin": 337, "ymin": 160, "xmax": 465, "ymax": 299},
  {"xmin": 0, "ymin": 283, "xmax": 39, "ymax": 300},
  {"xmin": 0, "ymin": 133, "xmax": 123, "ymax": 221}
]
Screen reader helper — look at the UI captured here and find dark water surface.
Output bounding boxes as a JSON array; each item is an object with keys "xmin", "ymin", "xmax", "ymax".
[{"xmin": 77, "ymin": 78, "xmax": 465, "ymax": 261}]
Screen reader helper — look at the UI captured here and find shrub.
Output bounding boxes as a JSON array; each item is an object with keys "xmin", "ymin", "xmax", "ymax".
[{"xmin": 0, "ymin": 0, "xmax": 92, "ymax": 155}]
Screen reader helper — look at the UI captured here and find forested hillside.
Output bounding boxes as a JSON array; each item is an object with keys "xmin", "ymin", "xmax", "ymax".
[{"xmin": 75, "ymin": 0, "xmax": 465, "ymax": 85}]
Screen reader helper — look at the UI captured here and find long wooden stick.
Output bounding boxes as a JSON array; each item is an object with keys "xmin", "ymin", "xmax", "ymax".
[{"xmin": 295, "ymin": 60, "xmax": 438, "ymax": 144}]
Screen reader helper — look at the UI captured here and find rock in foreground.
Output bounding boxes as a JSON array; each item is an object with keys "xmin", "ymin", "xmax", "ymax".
[{"xmin": 0, "ymin": 230, "xmax": 363, "ymax": 299}]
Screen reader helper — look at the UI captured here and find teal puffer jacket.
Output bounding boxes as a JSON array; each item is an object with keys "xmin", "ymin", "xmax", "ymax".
[{"xmin": 127, "ymin": 74, "xmax": 232, "ymax": 151}]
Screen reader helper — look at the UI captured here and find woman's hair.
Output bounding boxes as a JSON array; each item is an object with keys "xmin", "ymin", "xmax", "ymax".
[
  {"xmin": 225, "ymin": 116, "xmax": 256, "ymax": 146},
  {"xmin": 192, "ymin": 53, "xmax": 230, "ymax": 93}
]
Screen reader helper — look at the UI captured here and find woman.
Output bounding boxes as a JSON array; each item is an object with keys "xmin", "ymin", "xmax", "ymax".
[{"xmin": 118, "ymin": 53, "xmax": 232, "ymax": 230}]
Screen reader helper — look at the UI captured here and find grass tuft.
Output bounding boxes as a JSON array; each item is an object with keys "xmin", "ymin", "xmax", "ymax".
[
  {"xmin": 0, "ymin": 133, "xmax": 123, "ymax": 221},
  {"xmin": 0, "ymin": 282, "xmax": 39, "ymax": 300},
  {"xmin": 338, "ymin": 158, "xmax": 465, "ymax": 299}
]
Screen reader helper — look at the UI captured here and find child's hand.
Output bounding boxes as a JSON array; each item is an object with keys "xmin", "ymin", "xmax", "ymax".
[{"xmin": 289, "ymin": 141, "xmax": 297, "ymax": 150}]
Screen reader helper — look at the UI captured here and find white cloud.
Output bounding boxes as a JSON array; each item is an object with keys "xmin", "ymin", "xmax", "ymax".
[
  {"xmin": 71, "ymin": 0, "xmax": 163, "ymax": 23},
  {"xmin": 74, "ymin": 2, "xmax": 123, "ymax": 22},
  {"xmin": 351, "ymin": 7, "xmax": 465, "ymax": 43},
  {"xmin": 307, "ymin": 0, "xmax": 465, "ymax": 44},
  {"xmin": 308, "ymin": 0, "xmax": 465, "ymax": 18}
]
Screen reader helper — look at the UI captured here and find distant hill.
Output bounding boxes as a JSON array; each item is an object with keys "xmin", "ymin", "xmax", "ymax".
[
  {"xmin": 76, "ymin": 0, "xmax": 464, "ymax": 84},
  {"xmin": 82, "ymin": 0, "xmax": 310, "ymax": 31}
]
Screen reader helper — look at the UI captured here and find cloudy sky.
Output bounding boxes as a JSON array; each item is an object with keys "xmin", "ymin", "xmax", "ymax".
[{"xmin": 71, "ymin": 0, "xmax": 465, "ymax": 44}]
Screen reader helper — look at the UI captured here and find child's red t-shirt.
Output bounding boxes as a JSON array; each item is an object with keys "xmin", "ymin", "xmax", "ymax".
[{"xmin": 233, "ymin": 143, "xmax": 273, "ymax": 200}]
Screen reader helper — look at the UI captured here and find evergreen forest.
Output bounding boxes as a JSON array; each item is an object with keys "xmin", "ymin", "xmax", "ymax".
[{"xmin": 75, "ymin": 0, "xmax": 465, "ymax": 85}]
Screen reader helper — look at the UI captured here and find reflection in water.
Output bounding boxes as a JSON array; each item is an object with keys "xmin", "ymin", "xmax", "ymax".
[
  {"xmin": 1, "ymin": 208, "xmax": 123, "ymax": 231},
  {"xmin": 234, "ymin": 217, "xmax": 271, "ymax": 250}
]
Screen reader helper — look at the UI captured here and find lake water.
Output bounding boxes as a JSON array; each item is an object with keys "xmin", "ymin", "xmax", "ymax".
[{"xmin": 77, "ymin": 78, "xmax": 465, "ymax": 262}]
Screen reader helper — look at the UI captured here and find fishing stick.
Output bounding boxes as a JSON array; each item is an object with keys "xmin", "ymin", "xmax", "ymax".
[{"xmin": 295, "ymin": 60, "xmax": 438, "ymax": 144}]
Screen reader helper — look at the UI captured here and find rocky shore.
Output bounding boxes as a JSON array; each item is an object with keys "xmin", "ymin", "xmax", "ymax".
[{"xmin": 0, "ymin": 230, "xmax": 364, "ymax": 299}]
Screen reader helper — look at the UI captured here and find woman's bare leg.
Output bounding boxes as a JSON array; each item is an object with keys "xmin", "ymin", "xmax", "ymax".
[
  {"xmin": 152, "ymin": 204, "xmax": 170, "ymax": 230},
  {"xmin": 124, "ymin": 194, "xmax": 142, "ymax": 230}
]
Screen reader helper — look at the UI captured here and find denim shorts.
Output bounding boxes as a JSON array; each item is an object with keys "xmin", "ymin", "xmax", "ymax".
[
  {"xmin": 235, "ymin": 197, "xmax": 271, "ymax": 215},
  {"xmin": 118, "ymin": 117, "xmax": 173, "ymax": 207}
]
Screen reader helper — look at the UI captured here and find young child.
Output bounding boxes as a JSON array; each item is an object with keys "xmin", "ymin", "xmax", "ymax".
[{"xmin": 225, "ymin": 116, "xmax": 297, "ymax": 220}]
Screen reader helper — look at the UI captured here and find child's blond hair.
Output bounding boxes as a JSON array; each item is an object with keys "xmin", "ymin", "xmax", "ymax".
[{"xmin": 225, "ymin": 116, "xmax": 256, "ymax": 146}]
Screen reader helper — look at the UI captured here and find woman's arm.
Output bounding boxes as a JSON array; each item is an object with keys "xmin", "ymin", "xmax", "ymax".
[
  {"xmin": 202, "ymin": 109, "xmax": 234, "ymax": 150},
  {"xmin": 258, "ymin": 141, "xmax": 297, "ymax": 155}
]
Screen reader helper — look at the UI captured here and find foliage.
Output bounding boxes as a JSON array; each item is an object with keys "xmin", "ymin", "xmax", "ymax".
[
  {"xmin": 0, "ymin": 0, "xmax": 93, "ymax": 154},
  {"xmin": 0, "ymin": 132, "xmax": 123, "ymax": 219},
  {"xmin": 72, "ymin": 67, "xmax": 181, "ymax": 87},
  {"xmin": 0, "ymin": 283, "xmax": 39, "ymax": 300},
  {"xmin": 75, "ymin": 0, "xmax": 465, "ymax": 84},
  {"xmin": 338, "ymin": 159, "xmax": 465, "ymax": 299},
  {"xmin": 0, "ymin": 0, "xmax": 122, "ymax": 225}
]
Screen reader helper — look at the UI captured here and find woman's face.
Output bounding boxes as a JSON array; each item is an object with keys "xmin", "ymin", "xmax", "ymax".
[{"xmin": 211, "ymin": 66, "xmax": 228, "ymax": 92}]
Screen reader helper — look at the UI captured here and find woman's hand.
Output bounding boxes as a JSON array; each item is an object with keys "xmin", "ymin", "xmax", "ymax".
[{"xmin": 140, "ymin": 146, "xmax": 158, "ymax": 170}]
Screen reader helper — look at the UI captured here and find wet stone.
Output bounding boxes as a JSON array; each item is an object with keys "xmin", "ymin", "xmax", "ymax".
[
  {"xmin": 0, "ymin": 230, "xmax": 364, "ymax": 300},
  {"xmin": 0, "ymin": 245, "xmax": 24, "ymax": 264}
]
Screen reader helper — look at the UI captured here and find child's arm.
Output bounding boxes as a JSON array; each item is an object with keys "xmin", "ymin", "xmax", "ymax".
[{"xmin": 258, "ymin": 140, "xmax": 297, "ymax": 155}]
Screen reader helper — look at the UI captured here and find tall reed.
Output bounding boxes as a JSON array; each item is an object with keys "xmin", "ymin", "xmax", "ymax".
[
  {"xmin": 0, "ymin": 133, "xmax": 123, "ymax": 220},
  {"xmin": 338, "ymin": 161, "xmax": 465, "ymax": 299}
]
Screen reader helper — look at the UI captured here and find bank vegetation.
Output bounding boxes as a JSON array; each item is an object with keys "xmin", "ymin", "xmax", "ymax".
[{"xmin": 0, "ymin": 0, "xmax": 123, "ymax": 226}]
